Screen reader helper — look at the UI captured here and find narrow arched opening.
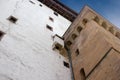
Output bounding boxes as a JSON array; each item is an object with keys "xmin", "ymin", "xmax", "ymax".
[{"xmin": 80, "ymin": 68, "xmax": 86, "ymax": 80}]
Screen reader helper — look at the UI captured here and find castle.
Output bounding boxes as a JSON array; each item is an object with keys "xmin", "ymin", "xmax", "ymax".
[{"xmin": 0, "ymin": 0, "xmax": 120, "ymax": 80}]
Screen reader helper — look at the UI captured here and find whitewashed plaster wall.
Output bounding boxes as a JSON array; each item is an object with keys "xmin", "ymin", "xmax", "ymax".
[{"xmin": 0, "ymin": 0, "xmax": 72, "ymax": 80}]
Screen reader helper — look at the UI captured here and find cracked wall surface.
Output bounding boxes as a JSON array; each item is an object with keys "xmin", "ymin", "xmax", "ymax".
[{"xmin": 0, "ymin": 0, "xmax": 72, "ymax": 80}]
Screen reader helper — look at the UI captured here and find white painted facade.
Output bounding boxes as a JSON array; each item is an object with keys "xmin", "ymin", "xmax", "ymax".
[{"xmin": 0, "ymin": 0, "xmax": 72, "ymax": 80}]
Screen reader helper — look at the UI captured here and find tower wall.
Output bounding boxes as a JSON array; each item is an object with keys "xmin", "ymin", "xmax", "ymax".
[
  {"xmin": 64, "ymin": 6, "xmax": 120, "ymax": 80},
  {"xmin": 0, "ymin": 0, "xmax": 71, "ymax": 80}
]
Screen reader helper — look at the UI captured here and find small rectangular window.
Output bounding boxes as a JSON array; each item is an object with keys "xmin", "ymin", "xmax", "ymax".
[
  {"xmin": 46, "ymin": 25, "xmax": 53, "ymax": 31},
  {"xmin": 29, "ymin": 0, "xmax": 35, "ymax": 4},
  {"xmin": 8, "ymin": 16, "xmax": 18, "ymax": 23},
  {"xmin": 54, "ymin": 12, "xmax": 58, "ymax": 16},
  {"xmin": 49, "ymin": 17, "xmax": 54, "ymax": 22},
  {"xmin": 63, "ymin": 61, "xmax": 69, "ymax": 68},
  {"xmin": 39, "ymin": 4, "xmax": 42, "ymax": 7},
  {"xmin": 0, "ymin": 31, "xmax": 5, "ymax": 40}
]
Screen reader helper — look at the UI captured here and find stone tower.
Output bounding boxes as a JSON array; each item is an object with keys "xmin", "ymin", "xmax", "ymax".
[{"xmin": 64, "ymin": 6, "xmax": 120, "ymax": 80}]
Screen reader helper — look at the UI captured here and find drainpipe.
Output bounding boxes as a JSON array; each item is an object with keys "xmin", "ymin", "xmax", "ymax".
[{"xmin": 65, "ymin": 45, "xmax": 75, "ymax": 80}]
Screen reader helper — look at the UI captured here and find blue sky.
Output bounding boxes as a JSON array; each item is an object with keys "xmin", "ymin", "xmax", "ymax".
[{"xmin": 60, "ymin": 0, "xmax": 120, "ymax": 28}]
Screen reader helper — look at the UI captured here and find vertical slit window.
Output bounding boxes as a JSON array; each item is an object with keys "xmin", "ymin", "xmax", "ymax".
[
  {"xmin": 80, "ymin": 68, "xmax": 86, "ymax": 80},
  {"xmin": 75, "ymin": 49, "xmax": 80, "ymax": 56},
  {"xmin": 46, "ymin": 25, "xmax": 53, "ymax": 31}
]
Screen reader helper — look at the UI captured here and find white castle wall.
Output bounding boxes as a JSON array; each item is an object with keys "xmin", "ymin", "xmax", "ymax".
[{"xmin": 0, "ymin": 0, "xmax": 71, "ymax": 80}]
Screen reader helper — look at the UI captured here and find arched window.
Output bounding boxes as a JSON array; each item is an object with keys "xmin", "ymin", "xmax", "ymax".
[
  {"xmin": 0, "ymin": 31, "xmax": 5, "ymax": 40},
  {"xmin": 80, "ymin": 68, "xmax": 86, "ymax": 80}
]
